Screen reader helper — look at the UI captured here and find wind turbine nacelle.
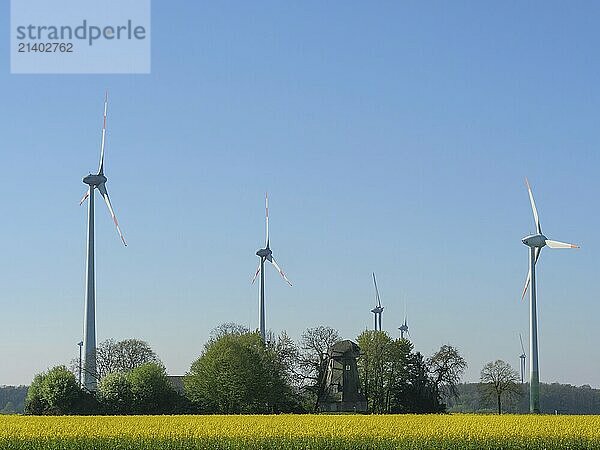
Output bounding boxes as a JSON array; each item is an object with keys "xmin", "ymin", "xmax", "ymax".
[
  {"xmin": 256, "ymin": 248, "xmax": 272, "ymax": 258},
  {"xmin": 522, "ymin": 234, "xmax": 547, "ymax": 248},
  {"xmin": 83, "ymin": 174, "xmax": 107, "ymax": 186}
]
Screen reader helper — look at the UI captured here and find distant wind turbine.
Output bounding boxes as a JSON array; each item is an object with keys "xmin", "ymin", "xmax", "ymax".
[
  {"xmin": 251, "ymin": 193, "xmax": 292, "ymax": 342},
  {"xmin": 521, "ymin": 178, "xmax": 578, "ymax": 413},
  {"xmin": 79, "ymin": 92, "xmax": 127, "ymax": 391},
  {"xmin": 371, "ymin": 273, "xmax": 384, "ymax": 331},
  {"xmin": 399, "ymin": 302, "xmax": 410, "ymax": 339},
  {"xmin": 519, "ymin": 333, "xmax": 526, "ymax": 384}
]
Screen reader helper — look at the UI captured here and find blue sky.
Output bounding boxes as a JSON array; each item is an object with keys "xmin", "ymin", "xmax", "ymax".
[{"xmin": 0, "ymin": 1, "xmax": 598, "ymax": 386}]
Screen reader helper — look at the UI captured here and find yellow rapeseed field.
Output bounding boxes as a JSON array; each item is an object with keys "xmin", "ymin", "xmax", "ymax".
[{"xmin": 1, "ymin": 414, "xmax": 600, "ymax": 449}]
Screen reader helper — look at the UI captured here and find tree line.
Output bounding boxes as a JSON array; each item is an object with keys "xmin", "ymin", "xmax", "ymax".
[{"xmin": 25, "ymin": 323, "xmax": 472, "ymax": 415}]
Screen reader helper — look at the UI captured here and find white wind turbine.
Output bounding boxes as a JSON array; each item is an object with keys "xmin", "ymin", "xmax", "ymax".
[
  {"xmin": 79, "ymin": 93, "xmax": 127, "ymax": 391},
  {"xmin": 521, "ymin": 178, "xmax": 578, "ymax": 413},
  {"xmin": 251, "ymin": 193, "xmax": 292, "ymax": 342}
]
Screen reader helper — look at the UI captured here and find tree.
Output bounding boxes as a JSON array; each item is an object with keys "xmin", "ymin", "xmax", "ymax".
[
  {"xmin": 480, "ymin": 360, "xmax": 521, "ymax": 414},
  {"xmin": 428, "ymin": 345, "xmax": 467, "ymax": 403},
  {"xmin": 1, "ymin": 402, "xmax": 16, "ymax": 414},
  {"xmin": 356, "ymin": 332, "xmax": 444, "ymax": 414},
  {"xmin": 402, "ymin": 352, "xmax": 445, "ymax": 413},
  {"xmin": 96, "ymin": 338, "xmax": 162, "ymax": 379},
  {"xmin": 385, "ymin": 338, "xmax": 415, "ymax": 413},
  {"xmin": 357, "ymin": 330, "xmax": 394, "ymax": 413},
  {"xmin": 128, "ymin": 363, "xmax": 178, "ymax": 414},
  {"xmin": 269, "ymin": 331, "xmax": 302, "ymax": 389},
  {"xmin": 25, "ymin": 366, "xmax": 86, "ymax": 415},
  {"xmin": 298, "ymin": 326, "xmax": 341, "ymax": 411},
  {"xmin": 185, "ymin": 326, "xmax": 297, "ymax": 414},
  {"xmin": 97, "ymin": 372, "xmax": 133, "ymax": 414}
]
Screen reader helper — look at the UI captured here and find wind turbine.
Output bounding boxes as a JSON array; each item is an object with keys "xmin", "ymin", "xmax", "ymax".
[
  {"xmin": 399, "ymin": 302, "xmax": 409, "ymax": 339},
  {"xmin": 251, "ymin": 193, "xmax": 292, "ymax": 342},
  {"xmin": 519, "ymin": 333, "xmax": 526, "ymax": 384},
  {"xmin": 521, "ymin": 178, "xmax": 578, "ymax": 413},
  {"xmin": 79, "ymin": 92, "xmax": 127, "ymax": 391},
  {"xmin": 371, "ymin": 273, "xmax": 384, "ymax": 331}
]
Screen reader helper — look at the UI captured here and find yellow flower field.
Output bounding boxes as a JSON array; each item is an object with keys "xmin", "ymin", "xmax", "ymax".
[{"xmin": 1, "ymin": 414, "xmax": 600, "ymax": 449}]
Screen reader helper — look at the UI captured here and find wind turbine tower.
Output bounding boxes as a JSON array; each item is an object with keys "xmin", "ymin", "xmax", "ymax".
[
  {"xmin": 252, "ymin": 193, "xmax": 292, "ymax": 342},
  {"xmin": 371, "ymin": 273, "xmax": 384, "ymax": 331},
  {"xmin": 79, "ymin": 93, "xmax": 127, "ymax": 391},
  {"xmin": 521, "ymin": 178, "xmax": 578, "ymax": 413}
]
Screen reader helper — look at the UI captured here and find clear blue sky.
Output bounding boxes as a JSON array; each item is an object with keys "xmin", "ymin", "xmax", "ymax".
[{"xmin": 1, "ymin": 2, "xmax": 598, "ymax": 386}]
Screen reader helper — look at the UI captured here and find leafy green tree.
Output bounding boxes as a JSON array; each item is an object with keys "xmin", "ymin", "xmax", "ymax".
[
  {"xmin": 128, "ymin": 363, "xmax": 178, "ymax": 414},
  {"xmin": 357, "ymin": 330, "xmax": 394, "ymax": 413},
  {"xmin": 25, "ymin": 366, "xmax": 84, "ymax": 415},
  {"xmin": 97, "ymin": 371, "xmax": 133, "ymax": 414},
  {"xmin": 385, "ymin": 338, "xmax": 414, "ymax": 412},
  {"xmin": 356, "ymin": 332, "xmax": 445, "ymax": 414},
  {"xmin": 185, "ymin": 326, "xmax": 298, "ymax": 414},
  {"xmin": 480, "ymin": 360, "xmax": 522, "ymax": 414}
]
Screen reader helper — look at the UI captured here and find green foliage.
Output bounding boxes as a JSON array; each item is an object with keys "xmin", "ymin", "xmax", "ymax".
[
  {"xmin": 0, "ymin": 386, "xmax": 27, "ymax": 414},
  {"xmin": 25, "ymin": 366, "xmax": 84, "ymax": 415},
  {"xmin": 399, "ymin": 352, "xmax": 444, "ymax": 413},
  {"xmin": 447, "ymin": 382, "xmax": 600, "ymax": 414},
  {"xmin": 128, "ymin": 363, "xmax": 178, "ymax": 414},
  {"xmin": 185, "ymin": 328, "xmax": 299, "ymax": 414},
  {"xmin": 357, "ymin": 331, "xmax": 444, "ymax": 414},
  {"xmin": 96, "ymin": 363, "xmax": 181, "ymax": 415},
  {"xmin": 97, "ymin": 372, "xmax": 134, "ymax": 414},
  {"xmin": 357, "ymin": 330, "xmax": 394, "ymax": 413}
]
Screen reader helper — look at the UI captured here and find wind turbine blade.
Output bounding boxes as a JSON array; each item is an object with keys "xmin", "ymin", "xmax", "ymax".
[
  {"xmin": 521, "ymin": 271, "xmax": 530, "ymax": 301},
  {"xmin": 265, "ymin": 192, "xmax": 269, "ymax": 247},
  {"xmin": 525, "ymin": 178, "xmax": 542, "ymax": 235},
  {"xmin": 98, "ymin": 91, "xmax": 108, "ymax": 175},
  {"xmin": 546, "ymin": 240, "xmax": 579, "ymax": 249},
  {"xmin": 521, "ymin": 247, "xmax": 542, "ymax": 300},
  {"xmin": 251, "ymin": 262, "xmax": 261, "ymax": 285},
  {"xmin": 79, "ymin": 189, "xmax": 90, "ymax": 205},
  {"xmin": 97, "ymin": 183, "xmax": 127, "ymax": 246},
  {"xmin": 271, "ymin": 258, "xmax": 292, "ymax": 286},
  {"xmin": 519, "ymin": 333, "xmax": 526, "ymax": 355},
  {"xmin": 372, "ymin": 272, "xmax": 381, "ymax": 307}
]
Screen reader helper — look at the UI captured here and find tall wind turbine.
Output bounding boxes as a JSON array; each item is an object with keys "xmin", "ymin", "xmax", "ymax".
[
  {"xmin": 79, "ymin": 92, "xmax": 127, "ymax": 391},
  {"xmin": 251, "ymin": 193, "xmax": 292, "ymax": 342},
  {"xmin": 521, "ymin": 178, "xmax": 578, "ymax": 413},
  {"xmin": 519, "ymin": 333, "xmax": 526, "ymax": 384},
  {"xmin": 371, "ymin": 273, "xmax": 384, "ymax": 331}
]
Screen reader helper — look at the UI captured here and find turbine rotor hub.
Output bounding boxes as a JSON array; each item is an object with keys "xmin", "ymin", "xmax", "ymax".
[
  {"xmin": 83, "ymin": 174, "xmax": 107, "ymax": 186},
  {"xmin": 522, "ymin": 233, "xmax": 547, "ymax": 248},
  {"xmin": 256, "ymin": 248, "xmax": 272, "ymax": 258}
]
